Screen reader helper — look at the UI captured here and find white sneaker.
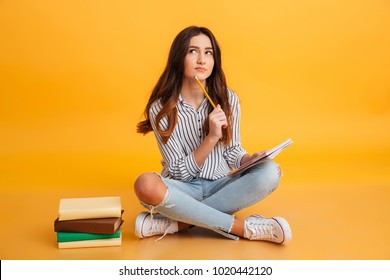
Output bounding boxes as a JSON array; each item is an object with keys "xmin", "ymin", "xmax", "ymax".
[
  {"xmin": 244, "ymin": 214, "xmax": 292, "ymax": 244},
  {"xmin": 134, "ymin": 212, "xmax": 178, "ymax": 239}
]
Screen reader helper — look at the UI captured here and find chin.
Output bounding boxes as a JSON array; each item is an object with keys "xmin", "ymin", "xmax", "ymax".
[{"xmin": 195, "ymin": 73, "xmax": 211, "ymax": 80}]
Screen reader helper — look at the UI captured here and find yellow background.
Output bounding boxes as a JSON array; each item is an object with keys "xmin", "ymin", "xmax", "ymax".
[{"xmin": 0, "ymin": 0, "xmax": 389, "ymax": 259}]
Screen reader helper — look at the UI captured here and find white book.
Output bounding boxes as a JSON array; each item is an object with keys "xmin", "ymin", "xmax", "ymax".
[
  {"xmin": 58, "ymin": 196, "xmax": 122, "ymax": 221},
  {"xmin": 228, "ymin": 138, "xmax": 293, "ymax": 177}
]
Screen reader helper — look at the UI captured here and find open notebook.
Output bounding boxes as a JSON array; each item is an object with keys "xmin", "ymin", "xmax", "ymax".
[{"xmin": 228, "ymin": 138, "xmax": 293, "ymax": 177}]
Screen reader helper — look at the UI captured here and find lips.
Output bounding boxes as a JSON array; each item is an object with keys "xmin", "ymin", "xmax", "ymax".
[{"xmin": 195, "ymin": 67, "xmax": 206, "ymax": 72}]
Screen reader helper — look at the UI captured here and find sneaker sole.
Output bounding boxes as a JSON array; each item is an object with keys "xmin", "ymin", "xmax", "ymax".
[
  {"xmin": 134, "ymin": 212, "xmax": 150, "ymax": 238},
  {"xmin": 273, "ymin": 216, "xmax": 292, "ymax": 244}
]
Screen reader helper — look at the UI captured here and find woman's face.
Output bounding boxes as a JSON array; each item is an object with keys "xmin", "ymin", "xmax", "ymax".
[{"xmin": 183, "ymin": 34, "xmax": 214, "ymax": 82}]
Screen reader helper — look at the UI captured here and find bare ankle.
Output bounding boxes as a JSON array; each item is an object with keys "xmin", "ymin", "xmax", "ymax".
[
  {"xmin": 230, "ymin": 218, "xmax": 245, "ymax": 237},
  {"xmin": 177, "ymin": 221, "xmax": 191, "ymax": 231}
]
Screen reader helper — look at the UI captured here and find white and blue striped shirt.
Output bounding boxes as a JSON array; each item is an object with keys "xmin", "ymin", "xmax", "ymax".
[{"xmin": 149, "ymin": 89, "xmax": 247, "ymax": 181}]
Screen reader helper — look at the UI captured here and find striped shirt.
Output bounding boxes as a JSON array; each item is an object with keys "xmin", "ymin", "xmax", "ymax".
[{"xmin": 149, "ymin": 89, "xmax": 247, "ymax": 181}]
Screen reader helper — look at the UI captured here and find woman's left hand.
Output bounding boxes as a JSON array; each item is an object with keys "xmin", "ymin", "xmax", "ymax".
[{"xmin": 240, "ymin": 151, "xmax": 265, "ymax": 166}]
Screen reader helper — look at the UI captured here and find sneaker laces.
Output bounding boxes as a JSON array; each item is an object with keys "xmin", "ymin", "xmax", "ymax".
[
  {"xmin": 246, "ymin": 221, "xmax": 275, "ymax": 240},
  {"xmin": 149, "ymin": 208, "xmax": 173, "ymax": 241},
  {"xmin": 153, "ymin": 218, "xmax": 173, "ymax": 241}
]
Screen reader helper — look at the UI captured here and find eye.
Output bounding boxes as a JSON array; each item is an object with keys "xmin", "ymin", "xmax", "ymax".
[
  {"xmin": 189, "ymin": 49, "xmax": 198, "ymax": 54},
  {"xmin": 205, "ymin": 50, "xmax": 213, "ymax": 55}
]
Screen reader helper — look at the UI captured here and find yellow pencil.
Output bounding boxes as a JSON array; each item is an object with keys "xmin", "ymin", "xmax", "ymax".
[{"xmin": 194, "ymin": 76, "xmax": 216, "ymax": 109}]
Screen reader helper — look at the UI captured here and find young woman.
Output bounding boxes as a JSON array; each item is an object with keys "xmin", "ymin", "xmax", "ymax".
[{"xmin": 134, "ymin": 26, "xmax": 292, "ymax": 243}]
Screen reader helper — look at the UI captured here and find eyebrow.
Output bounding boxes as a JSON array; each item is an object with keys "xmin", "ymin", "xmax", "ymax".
[{"xmin": 188, "ymin": 46, "xmax": 213, "ymax": 50}]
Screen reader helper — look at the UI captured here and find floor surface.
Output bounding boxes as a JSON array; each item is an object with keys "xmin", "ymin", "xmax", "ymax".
[{"xmin": 1, "ymin": 157, "xmax": 389, "ymax": 260}]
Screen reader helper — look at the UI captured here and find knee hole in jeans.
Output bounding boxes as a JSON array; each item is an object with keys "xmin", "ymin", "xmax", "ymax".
[{"xmin": 134, "ymin": 172, "xmax": 167, "ymax": 206}]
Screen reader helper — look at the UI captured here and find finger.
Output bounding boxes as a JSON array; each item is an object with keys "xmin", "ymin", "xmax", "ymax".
[
  {"xmin": 211, "ymin": 115, "xmax": 226, "ymax": 124},
  {"xmin": 219, "ymin": 119, "xmax": 228, "ymax": 129},
  {"xmin": 210, "ymin": 113, "xmax": 226, "ymax": 123},
  {"xmin": 214, "ymin": 104, "xmax": 223, "ymax": 113},
  {"xmin": 214, "ymin": 110, "xmax": 226, "ymax": 118}
]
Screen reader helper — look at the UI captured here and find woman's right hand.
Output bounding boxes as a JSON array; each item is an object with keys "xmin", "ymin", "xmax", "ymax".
[{"xmin": 207, "ymin": 104, "xmax": 227, "ymax": 142}]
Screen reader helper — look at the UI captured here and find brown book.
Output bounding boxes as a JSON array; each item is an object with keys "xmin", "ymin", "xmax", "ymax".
[{"xmin": 54, "ymin": 211, "xmax": 124, "ymax": 234}]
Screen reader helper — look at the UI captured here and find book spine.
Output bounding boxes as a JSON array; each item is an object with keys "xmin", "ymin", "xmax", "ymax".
[
  {"xmin": 54, "ymin": 222, "xmax": 112, "ymax": 234},
  {"xmin": 58, "ymin": 207, "xmax": 121, "ymax": 221},
  {"xmin": 58, "ymin": 236, "xmax": 122, "ymax": 249},
  {"xmin": 57, "ymin": 230, "xmax": 121, "ymax": 242},
  {"xmin": 54, "ymin": 219, "xmax": 122, "ymax": 234}
]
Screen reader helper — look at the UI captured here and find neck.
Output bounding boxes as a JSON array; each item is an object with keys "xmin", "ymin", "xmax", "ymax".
[{"xmin": 181, "ymin": 78, "xmax": 205, "ymax": 109}]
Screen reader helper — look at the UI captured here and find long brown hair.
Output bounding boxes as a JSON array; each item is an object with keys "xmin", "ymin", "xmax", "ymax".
[{"xmin": 137, "ymin": 26, "xmax": 232, "ymax": 145}]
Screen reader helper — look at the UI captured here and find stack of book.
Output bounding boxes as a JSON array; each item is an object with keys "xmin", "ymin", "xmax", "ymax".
[{"xmin": 54, "ymin": 196, "xmax": 124, "ymax": 249}]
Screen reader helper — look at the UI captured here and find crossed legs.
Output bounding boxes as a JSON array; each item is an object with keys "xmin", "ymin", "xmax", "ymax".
[{"xmin": 134, "ymin": 160, "xmax": 283, "ymax": 238}]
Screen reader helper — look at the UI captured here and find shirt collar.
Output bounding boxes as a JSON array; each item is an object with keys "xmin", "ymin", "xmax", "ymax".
[{"xmin": 178, "ymin": 94, "xmax": 208, "ymax": 111}]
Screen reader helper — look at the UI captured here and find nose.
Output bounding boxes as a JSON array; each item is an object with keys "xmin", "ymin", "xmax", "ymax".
[{"xmin": 197, "ymin": 53, "xmax": 206, "ymax": 64}]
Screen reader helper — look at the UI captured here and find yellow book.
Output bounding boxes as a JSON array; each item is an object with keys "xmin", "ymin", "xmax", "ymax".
[
  {"xmin": 58, "ymin": 196, "xmax": 122, "ymax": 221},
  {"xmin": 58, "ymin": 234, "xmax": 122, "ymax": 249}
]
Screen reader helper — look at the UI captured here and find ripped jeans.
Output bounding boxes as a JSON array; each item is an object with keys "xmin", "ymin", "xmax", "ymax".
[{"xmin": 139, "ymin": 160, "xmax": 281, "ymax": 240}]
